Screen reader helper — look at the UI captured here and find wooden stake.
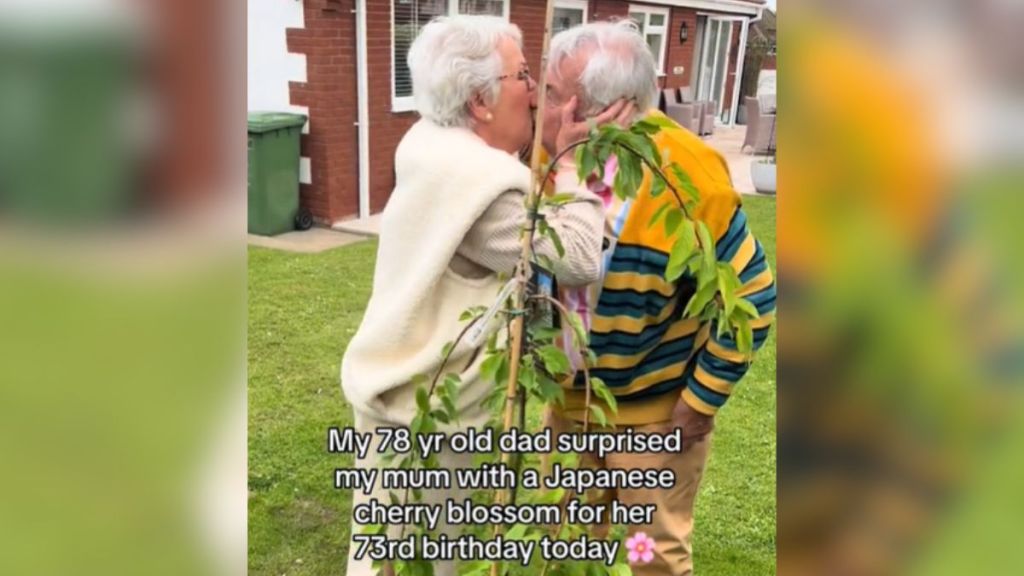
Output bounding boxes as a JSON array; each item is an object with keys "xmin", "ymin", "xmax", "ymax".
[{"xmin": 492, "ymin": 3, "xmax": 557, "ymax": 576}]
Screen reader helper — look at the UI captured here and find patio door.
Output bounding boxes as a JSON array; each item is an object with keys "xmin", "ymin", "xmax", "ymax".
[{"xmin": 697, "ymin": 17, "xmax": 734, "ymax": 122}]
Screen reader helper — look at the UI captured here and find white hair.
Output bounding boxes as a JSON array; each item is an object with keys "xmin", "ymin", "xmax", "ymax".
[
  {"xmin": 548, "ymin": 20, "xmax": 658, "ymax": 117},
  {"xmin": 406, "ymin": 15, "xmax": 523, "ymax": 128}
]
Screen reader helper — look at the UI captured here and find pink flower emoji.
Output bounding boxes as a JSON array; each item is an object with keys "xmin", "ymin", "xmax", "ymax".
[{"xmin": 625, "ymin": 532, "xmax": 655, "ymax": 565}]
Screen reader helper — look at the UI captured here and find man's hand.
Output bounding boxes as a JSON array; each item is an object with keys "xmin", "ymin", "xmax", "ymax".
[{"xmin": 671, "ymin": 399, "xmax": 714, "ymax": 451}]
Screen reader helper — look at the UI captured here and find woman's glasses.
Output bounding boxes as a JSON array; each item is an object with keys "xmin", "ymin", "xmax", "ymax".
[{"xmin": 497, "ymin": 66, "xmax": 535, "ymax": 89}]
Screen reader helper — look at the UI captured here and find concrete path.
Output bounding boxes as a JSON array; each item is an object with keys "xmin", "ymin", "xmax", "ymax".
[
  {"xmin": 247, "ymin": 228, "xmax": 366, "ymax": 253},
  {"xmin": 704, "ymin": 125, "xmax": 763, "ymax": 196}
]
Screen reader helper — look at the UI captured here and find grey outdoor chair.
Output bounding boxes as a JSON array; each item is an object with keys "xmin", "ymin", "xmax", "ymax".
[
  {"xmin": 679, "ymin": 86, "xmax": 716, "ymax": 136},
  {"xmin": 661, "ymin": 88, "xmax": 700, "ymax": 134},
  {"xmin": 742, "ymin": 96, "xmax": 777, "ymax": 155}
]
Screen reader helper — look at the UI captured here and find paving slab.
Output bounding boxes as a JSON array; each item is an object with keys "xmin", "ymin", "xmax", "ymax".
[
  {"xmin": 247, "ymin": 227, "xmax": 367, "ymax": 253},
  {"xmin": 332, "ymin": 214, "xmax": 382, "ymax": 237},
  {"xmin": 704, "ymin": 125, "xmax": 773, "ymax": 196}
]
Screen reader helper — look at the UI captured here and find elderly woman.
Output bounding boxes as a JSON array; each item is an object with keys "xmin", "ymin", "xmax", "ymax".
[{"xmin": 340, "ymin": 15, "xmax": 628, "ymax": 575}]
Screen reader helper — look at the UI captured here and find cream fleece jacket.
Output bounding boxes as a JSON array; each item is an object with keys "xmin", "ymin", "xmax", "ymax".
[{"xmin": 341, "ymin": 119, "xmax": 602, "ymax": 428}]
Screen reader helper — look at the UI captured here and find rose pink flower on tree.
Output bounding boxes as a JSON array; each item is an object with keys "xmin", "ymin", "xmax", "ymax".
[{"xmin": 625, "ymin": 531, "xmax": 655, "ymax": 564}]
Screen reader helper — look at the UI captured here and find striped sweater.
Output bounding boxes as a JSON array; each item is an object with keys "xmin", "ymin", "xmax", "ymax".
[{"xmin": 558, "ymin": 111, "xmax": 776, "ymax": 425}]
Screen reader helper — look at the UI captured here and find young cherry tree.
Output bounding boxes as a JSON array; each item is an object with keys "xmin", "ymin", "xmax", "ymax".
[{"xmin": 359, "ymin": 4, "xmax": 758, "ymax": 576}]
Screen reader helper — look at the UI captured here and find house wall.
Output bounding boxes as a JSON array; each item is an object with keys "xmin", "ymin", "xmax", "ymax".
[
  {"xmin": 364, "ymin": 1, "xmax": 418, "ymax": 214},
  {"xmin": 664, "ymin": 7, "xmax": 699, "ymax": 89},
  {"xmin": 250, "ymin": 0, "xmax": 751, "ymax": 222},
  {"xmin": 286, "ymin": 0, "xmax": 360, "ymax": 223},
  {"xmin": 246, "ymin": 0, "xmax": 310, "ymax": 189}
]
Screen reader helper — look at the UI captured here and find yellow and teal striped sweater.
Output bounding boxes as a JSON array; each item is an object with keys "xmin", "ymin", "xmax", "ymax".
[{"xmin": 559, "ymin": 111, "xmax": 776, "ymax": 425}]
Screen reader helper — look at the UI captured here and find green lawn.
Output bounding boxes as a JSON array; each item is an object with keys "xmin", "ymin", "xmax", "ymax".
[{"xmin": 248, "ymin": 195, "xmax": 776, "ymax": 575}]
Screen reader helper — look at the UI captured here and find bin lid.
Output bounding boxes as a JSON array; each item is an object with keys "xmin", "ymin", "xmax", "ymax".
[{"xmin": 247, "ymin": 112, "xmax": 308, "ymax": 134}]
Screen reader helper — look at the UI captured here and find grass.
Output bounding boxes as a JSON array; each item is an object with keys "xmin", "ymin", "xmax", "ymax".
[{"xmin": 248, "ymin": 195, "xmax": 776, "ymax": 575}]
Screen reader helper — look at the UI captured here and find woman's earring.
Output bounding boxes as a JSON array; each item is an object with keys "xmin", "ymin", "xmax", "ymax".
[{"xmin": 485, "ymin": 112, "xmax": 493, "ymax": 122}]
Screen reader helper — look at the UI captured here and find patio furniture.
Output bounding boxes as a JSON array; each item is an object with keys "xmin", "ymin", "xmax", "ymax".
[
  {"xmin": 742, "ymin": 96, "xmax": 776, "ymax": 155},
  {"xmin": 679, "ymin": 86, "xmax": 716, "ymax": 136},
  {"xmin": 660, "ymin": 88, "xmax": 700, "ymax": 134}
]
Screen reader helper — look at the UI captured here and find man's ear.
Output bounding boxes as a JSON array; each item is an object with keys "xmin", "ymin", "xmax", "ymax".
[{"xmin": 467, "ymin": 92, "xmax": 492, "ymax": 124}]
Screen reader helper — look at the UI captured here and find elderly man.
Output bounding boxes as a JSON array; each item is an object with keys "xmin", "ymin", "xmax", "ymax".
[{"xmin": 540, "ymin": 21, "xmax": 776, "ymax": 576}]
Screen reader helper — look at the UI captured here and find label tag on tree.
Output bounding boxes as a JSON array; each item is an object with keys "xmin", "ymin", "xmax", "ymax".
[{"xmin": 466, "ymin": 278, "xmax": 518, "ymax": 348}]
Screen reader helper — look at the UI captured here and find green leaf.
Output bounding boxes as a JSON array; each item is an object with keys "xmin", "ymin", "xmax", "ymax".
[
  {"xmin": 420, "ymin": 415, "xmax": 437, "ymax": 435},
  {"xmin": 536, "ymin": 373, "xmax": 566, "ymax": 405},
  {"xmin": 643, "ymin": 114, "xmax": 677, "ymax": 129},
  {"xmin": 575, "ymin": 143, "xmax": 598, "ymax": 183},
  {"xmin": 530, "ymin": 326, "xmax": 562, "ymax": 342},
  {"xmin": 663, "ymin": 208, "xmax": 682, "ymax": 236},
  {"xmin": 716, "ymin": 263, "xmax": 741, "ymax": 317},
  {"xmin": 415, "ymin": 386, "xmax": 430, "ymax": 413},
  {"xmin": 431, "ymin": 409, "xmax": 450, "ymax": 424},
  {"xmin": 733, "ymin": 314, "xmax": 754, "ymax": 355},
  {"xmin": 506, "ymin": 523, "xmax": 528, "ymax": 541},
  {"xmin": 590, "ymin": 377, "xmax": 618, "ymax": 414},
  {"xmin": 696, "ymin": 221, "xmax": 716, "ymax": 268},
  {"xmin": 495, "ymin": 355, "xmax": 510, "ymax": 387},
  {"xmin": 545, "ymin": 225, "xmax": 566, "ymax": 259},
  {"xmin": 562, "ymin": 309, "xmax": 588, "ymax": 349},
  {"xmin": 669, "ymin": 163, "xmax": 701, "ymax": 204},
  {"xmin": 546, "ymin": 192, "xmax": 577, "ymax": 206},
  {"xmin": 589, "ymin": 404, "xmax": 609, "ymax": 427},
  {"xmin": 665, "ymin": 219, "xmax": 697, "ymax": 282},
  {"xmin": 459, "ymin": 306, "xmax": 487, "ymax": 321},
  {"xmin": 608, "ymin": 564, "xmax": 633, "ymax": 576},
  {"xmin": 684, "ymin": 278, "xmax": 718, "ymax": 318},
  {"xmin": 518, "ymin": 365, "xmax": 538, "ymax": 392},
  {"xmin": 360, "ymin": 523, "xmax": 385, "ymax": 536},
  {"xmin": 535, "ymin": 253, "xmax": 556, "ymax": 274},
  {"xmin": 612, "ymin": 150, "xmax": 643, "ymax": 200},
  {"xmin": 648, "ymin": 202, "xmax": 670, "ymax": 228},
  {"xmin": 735, "ymin": 298, "xmax": 760, "ymax": 319},
  {"xmin": 537, "ymin": 345, "xmax": 571, "ymax": 375},
  {"xmin": 441, "ymin": 394, "xmax": 458, "ymax": 422},
  {"xmin": 650, "ymin": 171, "xmax": 667, "ymax": 198},
  {"xmin": 716, "ymin": 307, "xmax": 730, "ymax": 339},
  {"xmin": 443, "ymin": 373, "xmax": 460, "ymax": 395},
  {"xmin": 480, "ymin": 352, "xmax": 506, "ymax": 383},
  {"xmin": 629, "ymin": 118, "xmax": 661, "ymax": 135}
]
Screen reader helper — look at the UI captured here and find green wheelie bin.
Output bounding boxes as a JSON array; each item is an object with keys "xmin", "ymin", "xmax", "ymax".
[{"xmin": 247, "ymin": 112, "xmax": 307, "ymax": 235}]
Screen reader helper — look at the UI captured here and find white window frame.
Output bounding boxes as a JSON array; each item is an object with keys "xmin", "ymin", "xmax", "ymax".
[
  {"xmin": 392, "ymin": 0, "xmax": 511, "ymax": 112},
  {"xmin": 628, "ymin": 4, "xmax": 671, "ymax": 75},
  {"xmin": 554, "ymin": 0, "xmax": 589, "ymax": 27}
]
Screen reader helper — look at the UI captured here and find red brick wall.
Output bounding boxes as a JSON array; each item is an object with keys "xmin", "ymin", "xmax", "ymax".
[
  {"xmin": 663, "ymin": 8, "xmax": 698, "ymax": 90},
  {"xmin": 286, "ymin": 0, "xmax": 359, "ymax": 223},
  {"xmin": 591, "ymin": 0, "xmax": 629, "ymax": 22},
  {"xmin": 511, "ymin": 0, "xmax": 546, "ymax": 78},
  {"xmin": 364, "ymin": 1, "xmax": 417, "ymax": 215}
]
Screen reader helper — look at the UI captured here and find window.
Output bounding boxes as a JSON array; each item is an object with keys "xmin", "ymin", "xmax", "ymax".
[
  {"xmin": 552, "ymin": 0, "xmax": 588, "ymax": 37},
  {"xmin": 392, "ymin": 0, "xmax": 509, "ymax": 112},
  {"xmin": 628, "ymin": 5, "xmax": 670, "ymax": 74}
]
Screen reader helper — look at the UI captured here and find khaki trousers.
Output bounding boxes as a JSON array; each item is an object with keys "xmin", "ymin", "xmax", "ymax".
[{"xmin": 544, "ymin": 409, "xmax": 713, "ymax": 576}]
